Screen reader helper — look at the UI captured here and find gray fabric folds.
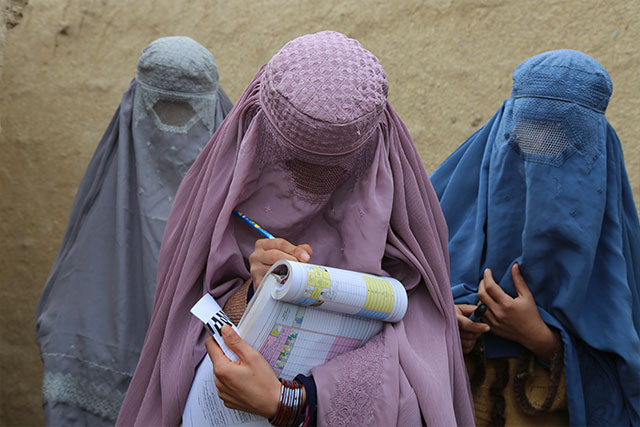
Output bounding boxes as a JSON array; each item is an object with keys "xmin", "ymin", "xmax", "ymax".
[{"xmin": 34, "ymin": 36, "xmax": 233, "ymax": 425}]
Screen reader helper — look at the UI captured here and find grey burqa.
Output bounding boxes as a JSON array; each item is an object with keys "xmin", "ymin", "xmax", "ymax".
[{"xmin": 34, "ymin": 36, "xmax": 233, "ymax": 425}]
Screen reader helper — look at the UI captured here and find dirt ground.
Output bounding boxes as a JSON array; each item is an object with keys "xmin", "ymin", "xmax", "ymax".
[{"xmin": 1, "ymin": 1, "xmax": 638, "ymax": 425}]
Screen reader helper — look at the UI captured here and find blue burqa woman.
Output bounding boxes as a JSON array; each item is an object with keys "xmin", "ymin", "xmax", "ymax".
[
  {"xmin": 34, "ymin": 36, "xmax": 233, "ymax": 425},
  {"xmin": 431, "ymin": 50, "xmax": 639, "ymax": 425}
]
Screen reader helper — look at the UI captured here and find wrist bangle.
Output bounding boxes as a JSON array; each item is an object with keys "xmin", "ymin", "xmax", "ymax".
[{"xmin": 269, "ymin": 378, "xmax": 305, "ymax": 427}]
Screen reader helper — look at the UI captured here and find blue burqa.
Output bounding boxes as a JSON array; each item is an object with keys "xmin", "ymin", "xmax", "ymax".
[{"xmin": 431, "ymin": 49, "xmax": 640, "ymax": 426}]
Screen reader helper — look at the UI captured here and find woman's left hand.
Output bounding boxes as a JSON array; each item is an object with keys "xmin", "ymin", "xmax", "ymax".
[
  {"xmin": 206, "ymin": 325, "xmax": 282, "ymax": 418},
  {"xmin": 478, "ymin": 263, "xmax": 559, "ymax": 362}
]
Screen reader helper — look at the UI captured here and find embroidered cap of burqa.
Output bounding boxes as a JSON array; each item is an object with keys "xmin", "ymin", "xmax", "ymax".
[
  {"xmin": 431, "ymin": 49, "xmax": 640, "ymax": 425},
  {"xmin": 34, "ymin": 36, "xmax": 233, "ymax": 425}
]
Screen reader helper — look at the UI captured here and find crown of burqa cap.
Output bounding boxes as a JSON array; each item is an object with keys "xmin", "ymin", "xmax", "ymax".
[
  {"xmin": 260, "ymin": 31, "xmax": 388, "ymax": 155},
  {"xmin": 137, "ymin": 35, "xmax": 219, "ymax": 93},
  {"xmin": 34, "ymin": 36, "xmax": 233, "ymax": 425}
]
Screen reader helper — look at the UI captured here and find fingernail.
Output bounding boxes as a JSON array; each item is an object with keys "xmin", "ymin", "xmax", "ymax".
[
  {"xmin": 299, "ymin": 251, "xmax": 310, "ymax": 262},
  {"xmin": 223, "ymin": 326, "xmax": 234, "ymax": 338}
]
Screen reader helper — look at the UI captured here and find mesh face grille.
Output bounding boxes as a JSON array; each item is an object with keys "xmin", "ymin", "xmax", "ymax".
[
  {"xmin": 152, "ymin": 100, "xmax": 196, "ymax": 127},
  {"xmin": 513, "ymin": 119, "xmax": 570, "ymax": 157},
  {"xmin": 256, "ymin": 114, "xmax": 376, "ymax": 202},
  {"xmin": 284, "ymin": 159, "xmax": 347, "ymax": 196},
  {"xmin": 134, "ymin": 81, "xmax": 220, "ymax": 134}
]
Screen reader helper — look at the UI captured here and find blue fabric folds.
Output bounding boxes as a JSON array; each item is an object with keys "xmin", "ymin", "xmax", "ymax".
[{"xmin": 430, "ymin": 49, "xmax": 640, "ymax": 426}]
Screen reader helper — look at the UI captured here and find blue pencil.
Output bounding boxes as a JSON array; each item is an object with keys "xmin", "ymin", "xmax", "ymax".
[{"xmin": 233, "ymin": 210, "xmax": 276, "ymax": 239}]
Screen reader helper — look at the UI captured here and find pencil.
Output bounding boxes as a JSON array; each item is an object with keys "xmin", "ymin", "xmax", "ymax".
[
  {"xmin": 232, "ymin": 209, "xmax": 276, "ymax": 239},
  {"xmin": 468, "ymin": 303, "xmax": 487, "ymax": 323}
]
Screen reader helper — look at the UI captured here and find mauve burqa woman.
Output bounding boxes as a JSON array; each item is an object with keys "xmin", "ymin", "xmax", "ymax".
[
  {"xmin": 35, "ymin": 36, "xmax": 233, "ymax": 425},
  {"xmin": 117, "ymin": 31, "xmax": 474, "ymax": 426},
  {"xmin": 431, "ymin": 49, "xmax": 640, "ymax": 426}
]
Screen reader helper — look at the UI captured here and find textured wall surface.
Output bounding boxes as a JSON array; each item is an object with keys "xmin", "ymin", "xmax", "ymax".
[{"xmin": 1, "ymin": 1, "xmax": 638, "ymax": 425}]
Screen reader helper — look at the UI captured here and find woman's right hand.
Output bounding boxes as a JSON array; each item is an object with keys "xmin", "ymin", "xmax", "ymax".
[
  {"xmin": 249, "ymin": 238, "xmax": 312, "ymax": 288},
  {"xmin": 455, "ymin": 304, "xmax": 490, "ymax": 354},
  {"xmin": 206, "ymin": 327, "xmax": 283, "ymax": 418}
]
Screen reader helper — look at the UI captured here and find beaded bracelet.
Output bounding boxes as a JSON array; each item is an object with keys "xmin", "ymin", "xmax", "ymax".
[
  {"xmin": 514, "ymin": 331, "xmax": 564, "ymax": 415},
  {"xmin": 269, "ymin": 378, "xmax": 305, "ymax": 426}
]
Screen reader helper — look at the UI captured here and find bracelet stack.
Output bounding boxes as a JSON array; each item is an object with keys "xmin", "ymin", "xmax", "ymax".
[{"xmin": 269, "ymin": 378, "xmax": 305, "ymax": 427}]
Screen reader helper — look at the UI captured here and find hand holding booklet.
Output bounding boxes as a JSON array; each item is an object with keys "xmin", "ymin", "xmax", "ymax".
[{"xmin": 183, "ymin": 260, "xmax": 408, "ymax": 427}]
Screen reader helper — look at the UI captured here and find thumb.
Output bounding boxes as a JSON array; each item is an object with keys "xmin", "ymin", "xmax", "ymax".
[
  {"xmin": 457, "ymin": 304, "xmax": 477, "ymax": 316},
  {"xmin": 294, "ymin": 244, "xmax": 312, "ymax": 263},
  {"xmin": 221, "ymin": 325, "xmax": 252, "ymax": 360},
  {"xmin": 483, "ymin": 267, "xmax": 495, "ymax": 284},
  {"xmin": 512, "ymin": 263, "xmax": 532, "ymax": 298}
]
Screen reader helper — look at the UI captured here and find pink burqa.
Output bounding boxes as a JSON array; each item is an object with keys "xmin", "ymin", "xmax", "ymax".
[{"xmin": 117, "ymin": 31, "xmax": 474, "ymax": 426}]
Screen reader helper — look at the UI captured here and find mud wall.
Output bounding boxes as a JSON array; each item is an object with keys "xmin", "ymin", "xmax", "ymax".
[{"xmin": 1, "ymin": 1, "xmax": 638, "ymax": 425}]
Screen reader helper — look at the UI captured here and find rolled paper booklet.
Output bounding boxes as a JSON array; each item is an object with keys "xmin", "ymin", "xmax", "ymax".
[{"xmin": 267, "ymin": 260, "xmax": 408, "ymax": 323}]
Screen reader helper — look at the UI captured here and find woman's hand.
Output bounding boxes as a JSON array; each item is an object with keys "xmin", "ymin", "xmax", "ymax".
[
  {"xmin": 478, "ymin": 264, "xmax": 560, "ymax": 362},
  {"xmin": 455, "ymin": 304, "xmax": 490, "ymax": 354},
  {"xmin": 249, "ymin": 238, "xmax": 312, "ymax": 287},
  {"xmin": 206, "ymin": 325, "xmax": 282, "ymax": 418}
]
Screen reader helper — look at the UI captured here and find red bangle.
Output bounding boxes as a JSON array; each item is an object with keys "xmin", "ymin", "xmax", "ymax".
[{"xmin": 269, "ymin": 378, "xmax": 305, "ymax": 426}]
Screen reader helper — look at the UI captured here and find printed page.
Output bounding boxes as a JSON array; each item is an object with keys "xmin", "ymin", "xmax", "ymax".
[
  {"xmin": 269, "ymin": 260, "xmax": 408, "ymax": 323},
  {"xmin": 239, "ymin": 272, "xmax": 383, "ymax": 380},
  {"xmin": 241, "ymin": 299, "xmax": 382, "ymax": 380},
  {"xmin": 183, "ymin": 356, "xmax": 269, "ymax": 427}
]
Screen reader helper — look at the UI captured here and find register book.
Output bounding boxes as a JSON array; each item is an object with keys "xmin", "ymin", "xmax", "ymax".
[{"xmin": 183, "ymin": 260, "xmax": 407, "ymax": 426}]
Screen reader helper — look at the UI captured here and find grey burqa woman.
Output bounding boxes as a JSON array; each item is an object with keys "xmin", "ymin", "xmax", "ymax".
[{"xmin": 34, "ymin": 36, "xmax": 233, "ymax": 425}]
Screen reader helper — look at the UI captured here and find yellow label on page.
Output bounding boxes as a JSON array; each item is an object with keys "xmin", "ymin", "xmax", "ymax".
[
  {"xmin": 306, "ymin": 266, "xmax": 331, "ymax": 299},
  {"xmin": 363, "ymin": 276, "xmax": 394, "ymax": 313}
]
